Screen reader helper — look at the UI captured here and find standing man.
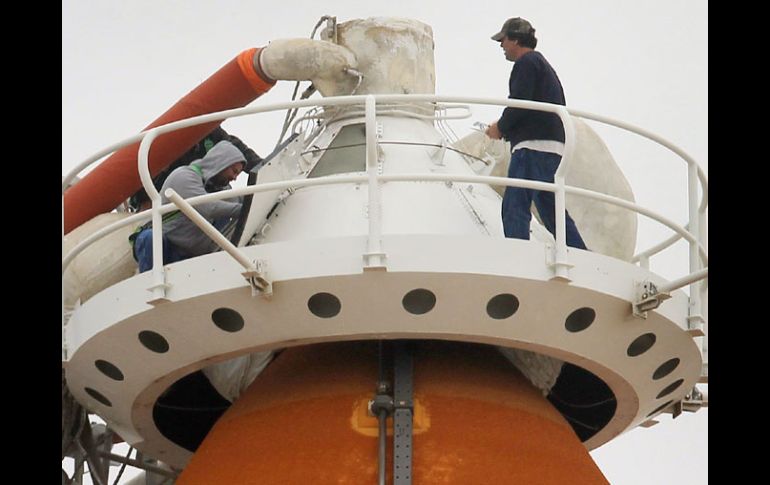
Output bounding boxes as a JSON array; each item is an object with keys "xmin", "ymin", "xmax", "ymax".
[{"xmin": 485, "ymin": 17, "xmax": 587, "ymax": 250}]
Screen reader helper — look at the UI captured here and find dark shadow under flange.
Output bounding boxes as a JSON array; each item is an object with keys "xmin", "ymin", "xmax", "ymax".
[
  {"xmin": 149, "ymin": 342, "xmax": 617, "ymax": 453},
  {"xmin": 153, "ymin": 371, "xmax": 232, "ymax": 453},
  {"xmin": 547, "ymin": 363, "xmax": 617, "ymax": 442}
]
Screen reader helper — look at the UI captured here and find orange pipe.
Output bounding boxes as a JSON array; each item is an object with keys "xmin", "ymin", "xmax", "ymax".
[
  {"xmin": 63, "ymin": 47, "xmax": 276, "ymax": 234},
  {"xmin": 178, "ymin": 342, "xmax": 608, "ymax": 484}
]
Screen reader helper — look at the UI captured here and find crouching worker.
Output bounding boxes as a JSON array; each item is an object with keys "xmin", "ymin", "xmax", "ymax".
[{"xmin": 130, "ymin": 140, "xmax": 246, "ymax": 273}]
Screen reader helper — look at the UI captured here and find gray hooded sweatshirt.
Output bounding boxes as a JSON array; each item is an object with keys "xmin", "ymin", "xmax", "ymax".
[{"xmin": 160, "ymin": 140, "xmax": 245, "ymax": 257}]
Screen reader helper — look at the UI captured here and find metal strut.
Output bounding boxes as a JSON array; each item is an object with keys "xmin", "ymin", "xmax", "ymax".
[
  {"xmin": 370, "ymin": 341, "xmax": 414, "ymax": 485},
  {"xmin": 392, "ymin": 342, "xmax": 414, "ymax": 485}
]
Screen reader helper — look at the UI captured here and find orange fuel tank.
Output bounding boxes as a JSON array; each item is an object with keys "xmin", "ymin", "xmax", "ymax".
[{"xmin": 177, "ymin": 341, "xmax": 608, "ymax": 484}]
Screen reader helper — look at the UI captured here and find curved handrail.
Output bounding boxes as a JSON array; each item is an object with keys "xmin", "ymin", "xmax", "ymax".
[
  {"xmin": 62, "ymin": 134, "xmax": 146, "ymax": 194},
  {"xmin": 569, "ymin": 108, "xmax": 708, "ymax": 265},
  {"xmin": 569, "ymin": 109, "xmax": 707, "ymax": 210},
  {"xmin": 63, "ymin": 95, "xmax": 708, "ymax": 213},
  {"xmin": 631, "ymin": 224, "xmax": 690, "ymax": 264},
  {"xmin": 62, "ymin": 171, "xmax": 707, "ymax": 275},
  {"xmin": 62, "ymin": 94, "xmax": 707, "ymax": 285},
  {"xmin": 113, "ymin": 95, "xmax": 578, "ymax": 281},
  {"xmin": 63, "ymin": 95, "xmax": 708, "ymax": 228}
]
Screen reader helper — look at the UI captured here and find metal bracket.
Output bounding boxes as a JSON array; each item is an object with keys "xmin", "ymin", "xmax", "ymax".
[
  {"xmin": 686, "ymin": 312, "xmax": 706, "ymax": 336},
  {"xmin": 393, "ymin": 343, "xmax": 414, "ymax": 485},
  {"xmin": 146, "ymin": 280, "xmax": 171, "ymax": 306},
  {"xmin": 431, "ymin": 140, "xmax": 447, "ymax": 166},
  {"xmin": 545, "ymin": 246, "xmax": 573, "ymax": 283},
  {"xmin": 363, "ymin": 251, "xmax": 388, "ymax": 271},
  {"xmin": 371, "ymin": 377, "xmax": 392, "ymax": 485},
  {"xmin": 682, "ymin": 386, "xmax": 708, "ymax": 413},
  {"xmin": 370, "ymin": 342, "xmax": 414, "ymax": 485},
  {"xmin": 671, "ymin": 399, "xmax": 683, "ymax": 419},
  {"xmin": 241, "ymin": 259, "xmax": 272, "ymax": 297},
  {"xmin": 369, "ymin": 385, "xmax": 395, "ymax": 417},
  {"xmin": 325, "ymin": 16, "xmax": 338, "ymax": 44},
  {"xmin": 633, "ymin": 280, "xmax": 671, "ymax": 318}
]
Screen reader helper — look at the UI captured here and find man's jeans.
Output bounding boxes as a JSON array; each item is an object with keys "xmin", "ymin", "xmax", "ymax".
[
  {"xmin": 502, "ymin": 148, "xmax": 588, "ymax": 250},
  {"xmin": 133, "ymin": 228, "xmax": 187, "ymax": 273}
]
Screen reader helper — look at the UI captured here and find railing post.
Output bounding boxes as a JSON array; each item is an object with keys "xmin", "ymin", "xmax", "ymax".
[
  {"xmin": 62, "ymin": 194, "xmax": 67, "ymax": 361},
  {"xmin": 686, "ymin": 162, "xmax": 704, "ymax": 335},
  {"xmin": 551, "ymin": 108, "xmax": 575, "ymax": 281},
  {"xmin": 138, "ymin": 130, "xmax": 170, "ymax": 304},
  {"xmin": 364, "ymin": 95, "xmax": 386, "ymax": 270},
  {"xmin": 164, "ymin": 189, "xmax": 271, "ymax": 295},
  {"xmin": 698, "ymin": 189, "xmax": 708, "ymax": 380},
  {"xmin": 62, "ymin": 94, "xmax": 707, "ymax": 335}
]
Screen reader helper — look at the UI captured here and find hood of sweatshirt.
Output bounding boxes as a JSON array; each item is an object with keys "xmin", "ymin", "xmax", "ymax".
[{"xmin": 192, "ymin": 140, "xmax": 246, "ymax": 184}]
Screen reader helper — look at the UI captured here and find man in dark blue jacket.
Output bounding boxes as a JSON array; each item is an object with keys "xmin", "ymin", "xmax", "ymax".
[{"xmin": 486, "ymin": 17, "xmax": 587, "ymax": 249}]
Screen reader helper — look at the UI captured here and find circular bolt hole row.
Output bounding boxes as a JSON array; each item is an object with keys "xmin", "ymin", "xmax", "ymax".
[
  {"xmin": 87, "ymin": 306, "xmax": 248, "ymax": 408},
  {"xmin": 90, "ymin": 297, "xmax": 689, "ymax": 419},
  {"xmin": 645, "ymin": 378, "xmax": 686, "ymax": 418},
  {"xmin": 649, "ymin": 357, "xmax": 684, "ymax": 417},
  {"xmin": 625, "ymin": 335, "xmax": 686, "ymax": 409},
  {"xmin": 563, "ymin": 309, "xmax": 686, "ymax": 414},
  {"xmin": 306, "ymin": 290, "xmax": 522, "ymax": 319},
  {"xmin": 88, "ymin": 289, "xmax": 520, "ymax": 407},
  {"xmin": 307, "ymin": 290, "xmax": 522, "ymax": 319},
  {"xmin": 562, "ymin": 308, "xmax": 687, "ymax": 416}
]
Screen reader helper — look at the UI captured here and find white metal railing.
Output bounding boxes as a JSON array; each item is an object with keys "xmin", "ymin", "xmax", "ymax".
[
  {"xmin": 62, "ymin": 94, "xmax": 708, "ymax": 351},
  {"xmin": 62, "ymin": 171, "xmax": 707, "ymax": 273}
]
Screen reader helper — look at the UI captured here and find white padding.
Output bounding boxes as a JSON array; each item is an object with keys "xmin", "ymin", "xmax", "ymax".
[
  {"xmin": 201, "ymin": 351, "xmax": 275, "ymax": 402},
  {"xmin": 63, "ymin": 213, "xmax": 138, "ymax": 319}
]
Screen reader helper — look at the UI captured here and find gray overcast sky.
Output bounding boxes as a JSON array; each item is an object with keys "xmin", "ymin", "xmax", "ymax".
[{"xmin": 62, "ymin": 1, "xmax": 707, "ymax": 483}]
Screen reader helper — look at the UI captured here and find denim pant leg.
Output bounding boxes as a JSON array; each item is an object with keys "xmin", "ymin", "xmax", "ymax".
[
  {"xmin": 501, "ymin": 150, "xmax": 535, "ymax": 240},
  {"xmin": 133, "ymin": 228, "xmax": 155, "ymax": 273},
  {"xmin": 529, "ymin": 152, "xmax": 588, "ymax": 250},
  {"xmin": 133, "ymin": 228, "xmax": 187, "ymax": 273}
]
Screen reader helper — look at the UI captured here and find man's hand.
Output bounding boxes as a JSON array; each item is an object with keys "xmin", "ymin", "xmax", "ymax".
[{"xmin": 485, "ymin": 122, "xmax": 503, "ymax": 140}]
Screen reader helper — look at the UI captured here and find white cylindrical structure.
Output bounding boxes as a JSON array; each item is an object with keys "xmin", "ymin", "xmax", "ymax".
[
  {"xmin": 323, "ymin": 17, "xmax": 436, "ymax": 97},
  {"xmin": 63, "ymin": 212, "xmax": 138, "ymax": 319}
]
